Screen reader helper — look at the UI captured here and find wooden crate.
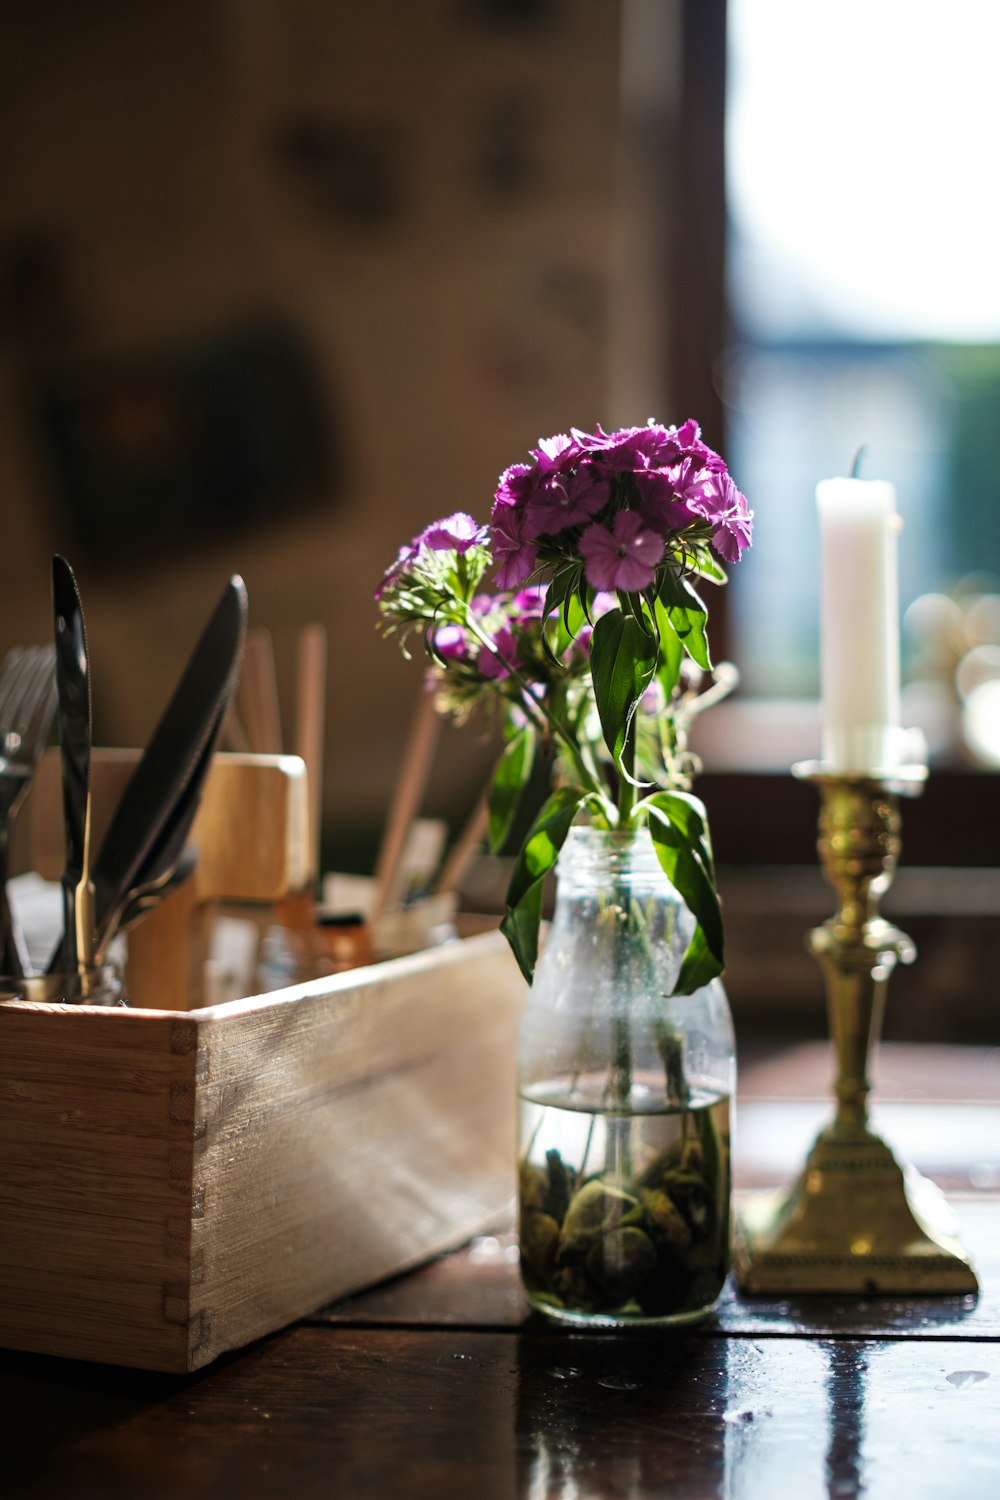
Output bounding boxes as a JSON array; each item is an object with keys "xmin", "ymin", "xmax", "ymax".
[{"xmin": 0, "ymin": 931, "xmax": 524, "ymax": 1372}]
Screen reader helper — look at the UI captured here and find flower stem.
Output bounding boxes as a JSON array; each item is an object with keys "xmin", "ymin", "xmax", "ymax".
[
  {"xmin": 617, "ymin": 727, "xmax": 637, "ymax": 827},
  {"xmin": 461, "ymin": 607, "xmax": 605, "ymax": 800}
]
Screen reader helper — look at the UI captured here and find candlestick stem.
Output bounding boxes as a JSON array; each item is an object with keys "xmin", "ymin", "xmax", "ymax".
[{"xmin": 812, "ymin": 775, "xmax": 914, "ymax": 1134}]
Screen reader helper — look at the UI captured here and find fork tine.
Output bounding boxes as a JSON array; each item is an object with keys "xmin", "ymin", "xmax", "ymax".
[
  {"xmin": 11, "ymin": 648, "xmax": 49, "ymax": 716},
  {"xmin": 13, "ymin": 645, "xmax": 51, "ymax": 713},
  {"xmin": 6, "ymin": 648, "xmax": 34, "ymax": 721},
  {"xmin": 15, "ymin": 647, "xmax": 57, "ymax": 749},
  {"xmin": 0, "ymin": 646, "xmax": 24, "ymax": 681},
  {"xmin": 0, "ymin": 643, "xmax": 59, "ymax": 978},
  {"xmin": 0, "ymin": 648, "xmax": 30, "ymax": 723},
  {"xmin": 0, "ymin": 645, "xmax": 56, "ymax": 744}
]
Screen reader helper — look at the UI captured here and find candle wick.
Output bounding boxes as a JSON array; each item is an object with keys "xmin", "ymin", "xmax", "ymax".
[{"xmin": 850, "ymin": 444, "xmax": 868, "ymax": 479}]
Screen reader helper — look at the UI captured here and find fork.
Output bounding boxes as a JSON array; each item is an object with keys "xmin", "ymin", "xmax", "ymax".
[{"xmin": 0, "ymin": 645, "xmax": 58, "ymax": 975}]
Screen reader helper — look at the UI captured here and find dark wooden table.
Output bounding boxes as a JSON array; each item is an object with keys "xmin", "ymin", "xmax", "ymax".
[{"xmin": 2, "ymin": 1044, "xmax": 999, "ymax": 1499}]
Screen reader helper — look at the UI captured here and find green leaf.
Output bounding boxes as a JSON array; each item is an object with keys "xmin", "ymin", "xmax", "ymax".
[
  {"xmin": 543, "ymin": 567, "xmax": 588, "ymax": 662},
  {"xmin": 652, "ymin": 595, "xmax": 684, "ymax": 699},
  {"xmin": 487, "ymin": 725, "xmax": 536, "ymax": 853},
  {"xmin": 542, "ymin": 567, "xmax": 571, "ymax": 619},
  {"xmin": 541, "ymin": 568, "xmax": 575, "ymax": 666},
  {"xmin": 643, "ymin": 790, "xmax": 723, "ymax": 995},
  {"xmin": 690, "ymin": 549, "xmax": 728, "ymax": 585},
  {"xmin": 559, "ymin": 589, "xmax": 587, "ymax": 652},
  {"xmin": 499, "ymin": 881, "xmax": 546, "ymax": 987},
  {"xmin": 500, "ymin": 785, "xmax": 586, "ymax": 981},
  {"xmin": 674, "ymin": 924, "xmax": 720, "ymax": 997},
  {"xmin": 647, "ymin": 788, "xmax": 716, "ymax": 877},
  {"xmin": 657, "ymin": 570, "xmax": 712, "ymax": 671},
  {"xmin": 589, "ymin": 609, "xmax": 658, "ymax": 776}
]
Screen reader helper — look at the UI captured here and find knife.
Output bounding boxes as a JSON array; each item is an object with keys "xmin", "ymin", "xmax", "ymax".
[
  {"xmin": 93, "ymin": 693, "xmax": 228, "ymax": 961},
  {"xmin": 47, "ymin": 574, "xmax": 247, "ymax": 977},
  {"xmin": 111, "ymin": 843, "xmax": 199, "ymax": 939},
  {"xmin": 51, "ymin": 556, "xmax": 96, "ymax": 984}
]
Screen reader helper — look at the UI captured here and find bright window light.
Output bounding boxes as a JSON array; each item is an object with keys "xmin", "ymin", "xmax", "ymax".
[
  {"xmin": 728, "ymin": 0, "xmax": 1000, "ymax": 343},
  {"xmin": 725, "ymin": 0, "xmax": 1000, "ymax": 714}
]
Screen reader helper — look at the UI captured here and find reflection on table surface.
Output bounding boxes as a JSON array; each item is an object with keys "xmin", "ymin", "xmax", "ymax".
[{"xmin": 2, "ymin": 1040, "xmax": 999, "ymax": 1500}]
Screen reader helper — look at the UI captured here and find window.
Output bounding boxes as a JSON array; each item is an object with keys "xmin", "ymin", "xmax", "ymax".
[{"xmin": 725, "ymin": 0, "xmax": 1000, "ymax": 769}]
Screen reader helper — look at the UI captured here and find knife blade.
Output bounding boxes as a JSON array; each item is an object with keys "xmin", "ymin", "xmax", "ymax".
[
  {"xmin": 51, "ymin": 555, "xmax": 95, "ymax": 979},
  {"xmin": 110, "ymin": 843, "xmax": 200, "ymax": 940},
  {"xmin": 47, "ymin": 574, "xmax": 247, "ymax": 977},
  {"xmin": 93, "ymin": 691, "xmax": 228, "ymax": 960},
  {"xmin": 92, "ymin": 574, "xmax": 247, "ymax": 951}
]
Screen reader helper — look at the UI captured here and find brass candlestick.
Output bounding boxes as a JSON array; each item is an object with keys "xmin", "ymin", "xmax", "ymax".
[{"xmin": 736, "ymin": 762, "xmax": 978, "ymax": 1296}]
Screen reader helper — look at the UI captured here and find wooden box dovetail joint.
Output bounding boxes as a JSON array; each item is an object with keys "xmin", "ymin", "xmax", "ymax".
[{"xmin": 0, "ymin": 931, "xmax": 525, "ymax": 1373}]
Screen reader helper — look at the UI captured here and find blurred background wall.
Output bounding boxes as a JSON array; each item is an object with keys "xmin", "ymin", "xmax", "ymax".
[
  {"xmin": 0, "ymin": 0, "xmax": 653, "ymax": 871},
  {"xmin": 4, "ymin": 0, "xmax": 998, "ymax": 1036}
]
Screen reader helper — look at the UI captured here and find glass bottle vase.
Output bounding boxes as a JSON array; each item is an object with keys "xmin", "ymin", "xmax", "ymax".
[{"xmin": 517, "ymin": 825, "xmax": 735, "ymax": 1327}]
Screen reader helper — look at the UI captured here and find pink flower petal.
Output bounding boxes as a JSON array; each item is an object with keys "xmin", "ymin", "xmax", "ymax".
[{"xmin": 578, "ymin": 511, "xmax": 663, "ymax": 592}]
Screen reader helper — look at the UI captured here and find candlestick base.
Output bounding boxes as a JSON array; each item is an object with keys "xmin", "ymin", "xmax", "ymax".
[{"xmin": 735, "ymin": 1124, "xmax": 978, "ymax": 1295}]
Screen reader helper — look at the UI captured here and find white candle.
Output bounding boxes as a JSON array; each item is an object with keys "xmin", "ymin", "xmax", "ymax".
[{"xmin": 816, "ymin": 477, "xmax": 901, "ymax": 772}]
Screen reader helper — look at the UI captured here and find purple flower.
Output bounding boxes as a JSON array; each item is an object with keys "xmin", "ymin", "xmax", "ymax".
[
  {"xmin": 707, "ymin": 473, "xmax": 754, "ymax": 561},
  {"xmin": 663, "ymin": 419, "xmax": 726, "ymax": 475},
  {"xmin": 569, "ymin": 424, "xmax": 612, "ymax": 452},
  {"xmin": 633, "ymin": 470, "xmax": 702, "ymax": 535},
  {"xmin": 598, "ymin": 425, "xmax": 670, "ymax": 472},
  {"xmin": 674, "ymin": 418, "xmax": 701, "ymax": 447},
  {"xmin": 418, "ymin": 512, "xmax": 487, "ymax": 554},
  {"xmin": 530, "ymin": 432, "xmax": 585, "ymax": 473},
  {"xmin": 673, "ymin": 469, "xmax": 755, "ymax": 561},
  {"xmin": 477, "ymin": 622, "xmax": 517, "ymax": 680},
  {"xmin": 490, "ymin": 500, "xmax": 539, "ymax": 589},
  {"xmin": 433, "ymin": 624, "xmax": 470, "ymax": 662},
  {"xmin": 578, "ymin": 511, "xmax": 664, "ymax": 592},
  {"xmin": 713, "ymin": 511, "xmax": 753, "ymax": 563},
  {"xmin": 570, "ymin": 421, "xmax": 698, "ymax": 473},
  {"xmin": 524, "ymin": 464, "xmax": 610, "ymax": 536},
  {"xmin": 494, "ymin": 462, "xmax": 536, "ymax": 510},
  {"xmin": 373, "ymin": 542, "xmax": 417, "ymax": 600},
  {"xmin": 511, "ymin": 585, "xmax": 547, "ymax": 624},
  {"xmin": 494, "ymin": 549, "xmax": 538, "ymax": 591}
]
